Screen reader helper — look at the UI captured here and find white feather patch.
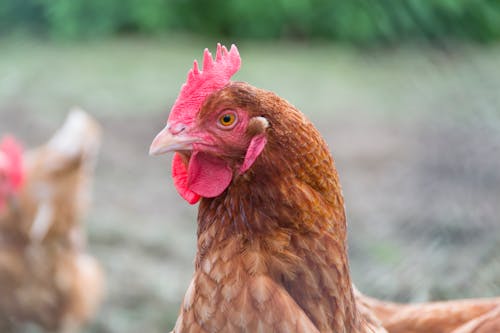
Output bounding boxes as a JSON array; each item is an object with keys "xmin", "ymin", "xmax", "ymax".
[{"xmin": 30, "ymin": 201, "xmax": 54, "ymax": 242}]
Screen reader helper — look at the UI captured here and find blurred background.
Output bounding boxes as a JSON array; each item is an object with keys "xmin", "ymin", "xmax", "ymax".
[{"xmin": 1, "ymin": 0, "xmax": 500, "ymax": 332}]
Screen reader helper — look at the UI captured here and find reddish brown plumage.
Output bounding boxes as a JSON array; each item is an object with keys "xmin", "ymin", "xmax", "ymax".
[
  {"xmin": 153, "ymin": 45, "xmax": 500, "ymax": 333},
  {"xmin": 0, "ymin": 110, "xmax": 103, "ymax": 332},
  {"xmin": 167, "ymin": 82, "xmax": 385, "ymax": 332},
  {"xmin": 155, "ymin": 53, "xmax": 500, "ymax": 332},
  {"xmin": 357, "ymin": 292, "xmax": 500, "ymax": 333}
]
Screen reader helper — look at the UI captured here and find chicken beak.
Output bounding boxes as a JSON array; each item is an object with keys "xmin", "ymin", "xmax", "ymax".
[{"xmin": 149, "ymin": 125, "xmax": 198, "ymax": 156}]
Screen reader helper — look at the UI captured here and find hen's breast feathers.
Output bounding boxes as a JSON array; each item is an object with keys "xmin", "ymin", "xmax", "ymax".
[{"xmin": 175, "ymin": 272, "xmax": 320, "ymax": 332}]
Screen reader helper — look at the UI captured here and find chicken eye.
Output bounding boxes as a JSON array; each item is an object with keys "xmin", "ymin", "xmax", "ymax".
[{"xmin": 218, "ymin": 112, "xmax": 237, "ymax": 128}]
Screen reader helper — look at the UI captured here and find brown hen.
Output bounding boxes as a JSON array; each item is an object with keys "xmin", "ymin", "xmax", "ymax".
[
  {"xmin": 151, "ymin": 44, "xmax": 499, "ymax": 333},
  {"xmin": 150, "ymin": 44, "xmax": 385, "ymax": 333},
  {"xmin": 0, "ymin": 108, "xmax": 104, "ymax": 332}
]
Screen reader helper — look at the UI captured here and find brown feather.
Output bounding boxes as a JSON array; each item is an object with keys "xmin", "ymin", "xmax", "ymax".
[{"xmin": 356, "ymin": 289, "xmax": 500, "ymax": 333}]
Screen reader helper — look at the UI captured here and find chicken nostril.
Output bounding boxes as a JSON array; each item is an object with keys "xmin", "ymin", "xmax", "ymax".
[{"xmin": 169, "ymin": 124, "xmax": 187, "ymax": 135}]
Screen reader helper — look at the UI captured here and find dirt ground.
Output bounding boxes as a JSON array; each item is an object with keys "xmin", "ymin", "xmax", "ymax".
[{"xmin": 0, "ymin": 38, "xmax": 499, "ymax": 332}]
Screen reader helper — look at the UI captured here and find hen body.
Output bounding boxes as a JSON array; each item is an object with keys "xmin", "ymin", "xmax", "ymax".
[
  {"xmin": 0, "ymin": 109, "xmax": 104, "ymax": 332},
  {"xmin": 164, "ymin": 83, "xmax": 384, "ymax": 332},
  {"xmin": 357, "ymin": 292, "xmax": 500, "ymax": 333}
]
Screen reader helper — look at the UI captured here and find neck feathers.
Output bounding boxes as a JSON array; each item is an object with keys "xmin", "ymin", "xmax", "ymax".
[{"xmin": 196, "ymin": 95, "xmax": 361, "ymax": 331}]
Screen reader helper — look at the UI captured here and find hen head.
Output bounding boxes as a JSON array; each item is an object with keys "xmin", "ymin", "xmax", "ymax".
[
  {"xmin": 0, "ymin": 136, "xmax": 24, "ymax": 211},
  {"xmin": 150, "ymin": 44, "xmax": 269, "ymax": 204}
]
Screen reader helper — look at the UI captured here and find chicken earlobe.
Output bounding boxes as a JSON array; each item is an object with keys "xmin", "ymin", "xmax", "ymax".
[{"xmin": 239, "ymin": 134, "xmax": 267, "ymax": 174}]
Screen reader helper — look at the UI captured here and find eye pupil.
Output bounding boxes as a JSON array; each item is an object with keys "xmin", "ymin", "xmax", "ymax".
[{"xmin": 219, "ymin": 113, "xmax": 236, "ymax": 127}]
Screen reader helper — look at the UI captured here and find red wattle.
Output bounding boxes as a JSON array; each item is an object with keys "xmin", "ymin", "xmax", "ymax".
[
  {"xmin": 240, "ymin": 134, "xmax": 267, "ymax": 173},
  {"xmin": 172, "ymin": 153, "xmax": 200, "ymax": 204},
  {"xmin": 187, "ymin": 151, "xmax": 232, "ymax": 198},
  {"xmin": 172, "ymin": 151, "xmax": 237, "ymax": 203}
]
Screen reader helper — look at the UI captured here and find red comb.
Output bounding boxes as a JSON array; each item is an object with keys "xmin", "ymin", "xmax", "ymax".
[
  {"xmin": 0, "ymin": 135, "xmax": 24, "ymax": 196},
  {"xmin": 168, "ymin": 44, "xmax": 241, "ymax": 125}
]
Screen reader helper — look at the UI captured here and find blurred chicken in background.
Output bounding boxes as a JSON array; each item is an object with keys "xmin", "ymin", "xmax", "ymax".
[{"xmin": 0, "ymin": 109, "xmax": 104, "ymax": 332}]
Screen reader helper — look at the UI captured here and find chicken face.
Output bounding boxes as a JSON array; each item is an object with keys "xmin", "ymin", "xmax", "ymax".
[
  {"xmin": 150, "ymin": 44, "xmax": 270, "ymax": 204},
  {"xmin": 150, "ymin": 86, "xmax": 269, "ymax": 204}
]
